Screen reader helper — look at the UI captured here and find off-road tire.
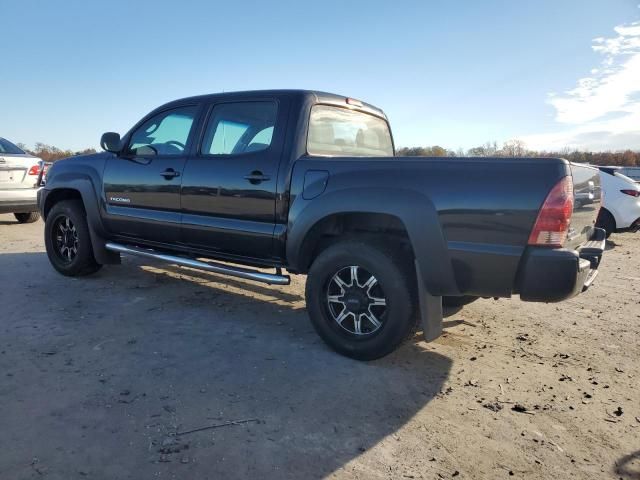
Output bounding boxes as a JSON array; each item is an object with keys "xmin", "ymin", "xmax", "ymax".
[
  {"xmin": 44, "ymin": 200, "xmax": 102, "ymax": 276},
  {"xmin": 305, "ymin": 240, "xmax": 415, "ymax": 360}
]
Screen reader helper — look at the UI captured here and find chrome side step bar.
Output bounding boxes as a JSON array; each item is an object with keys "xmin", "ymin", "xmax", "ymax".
[{"xmin": 105, "ymin": 242, "xmax": 290, "ymax": 286}]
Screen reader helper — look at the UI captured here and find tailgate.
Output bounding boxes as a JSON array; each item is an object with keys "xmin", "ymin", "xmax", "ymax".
[{"xmin": 566, "ymin": 162, "xmax": 602, "ymax": 250}]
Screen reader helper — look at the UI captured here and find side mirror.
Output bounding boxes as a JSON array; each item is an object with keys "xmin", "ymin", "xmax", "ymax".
[{"xmin": 100, "ymin": 132, "xmax": 122, "ymax": 153}]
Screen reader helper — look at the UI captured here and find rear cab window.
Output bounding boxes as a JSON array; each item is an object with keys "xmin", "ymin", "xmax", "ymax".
[{"xmin": 307, "ymin": 105, "xmax": 394, "ymax": 157}]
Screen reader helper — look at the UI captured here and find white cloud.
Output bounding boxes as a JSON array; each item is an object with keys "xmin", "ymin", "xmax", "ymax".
[
  {"xmin": 522, "ymin": 104, "xmax": 640, "ymax": 151},
  {"xmin": 523, "ymin": 19, "xmax": 640, "ymax": 151}
]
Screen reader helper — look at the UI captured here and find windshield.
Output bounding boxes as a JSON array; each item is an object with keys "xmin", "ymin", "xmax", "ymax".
[
  {"xmin": 0, "ymin": 137, "xmax": 26, "ymax": 154},
  {"xmin": 307, "ymin": 105, "xmax": 394, "ymax": 157}
]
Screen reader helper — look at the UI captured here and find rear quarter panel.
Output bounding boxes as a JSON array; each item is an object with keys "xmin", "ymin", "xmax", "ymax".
[{"xmin": 288, "ymin": 156, "xmax": 570, "ymax": 297}]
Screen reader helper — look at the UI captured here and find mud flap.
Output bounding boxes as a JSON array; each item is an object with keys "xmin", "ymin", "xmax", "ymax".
[
  {"xmin": 88, "ymin": 225, "xmax": 121, "ymax": 265},
  {"xmin": 415, "ymin": 260, "xmax": 443, "ymax": 341}
]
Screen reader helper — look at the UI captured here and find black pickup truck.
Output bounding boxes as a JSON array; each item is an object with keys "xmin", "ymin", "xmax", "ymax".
[{"xmin": 38, "ymin": 90, "xmax": 606, "ymax": 360}]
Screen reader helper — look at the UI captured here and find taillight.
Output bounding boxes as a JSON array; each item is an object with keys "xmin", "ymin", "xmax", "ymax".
[
  {"xmin": 528, "ymin": 176, "xmax": 574, "ymax": 247},
  {"xmin": 621, "ymin": 189, "xmax": 640, "ymax": 197},
  {"xmin": 28, "ymin": 164, "xmax": 48, "ymax": 176}
]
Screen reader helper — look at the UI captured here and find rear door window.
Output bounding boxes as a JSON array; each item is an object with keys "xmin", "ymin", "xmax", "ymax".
[{"xmin": 201, "ymin": 102, "xmax": 277, "ymax": 155}]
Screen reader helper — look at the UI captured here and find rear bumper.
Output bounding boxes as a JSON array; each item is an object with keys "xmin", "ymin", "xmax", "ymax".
[
  {"xmin": 516, "ymin": 227, "xmax": 606, "ymax": 302},
  {"xmin": 0, "ymin": 188, "xmax": 38, "ymax": 214}
]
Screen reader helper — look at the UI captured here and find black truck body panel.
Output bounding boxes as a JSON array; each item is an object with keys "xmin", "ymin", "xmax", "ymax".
[
  {"xmin": 286, "ymin": 155, "xmax": 576, "ymax": 298},
  {"xmin": 38, "ymin": 89, "xmax": 604, "ymax": 307}
]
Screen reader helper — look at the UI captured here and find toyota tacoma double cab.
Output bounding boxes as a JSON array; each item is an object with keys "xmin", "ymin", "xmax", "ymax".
[{"xmin": 38, "ymin": 90, "xmax": 606, "ymax": 360}]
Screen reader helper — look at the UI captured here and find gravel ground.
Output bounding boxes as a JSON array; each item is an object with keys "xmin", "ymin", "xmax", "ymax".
[{"xmin": 0, "ymin": 213, "xmax": 639, "ymax": 480}]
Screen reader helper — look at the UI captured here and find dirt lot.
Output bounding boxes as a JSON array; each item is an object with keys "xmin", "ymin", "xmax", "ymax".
[{"xmin": 0, "ymin": 213, "xmax": 639, "ymax": 480}]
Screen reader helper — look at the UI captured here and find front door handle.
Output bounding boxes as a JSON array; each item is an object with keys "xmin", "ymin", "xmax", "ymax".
[
  {"xmin": 244, "ymin": 171, "xmax": 270, "ymax": 184},
  {"xmin": 160, "ymin": 168, "xmax": 180, "ymax": 179}
]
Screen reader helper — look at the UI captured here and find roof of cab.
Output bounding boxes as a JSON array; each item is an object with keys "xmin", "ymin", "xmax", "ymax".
[{"xmin": 158, "ymin": 89, "xmax": 387, "ymax": 119}]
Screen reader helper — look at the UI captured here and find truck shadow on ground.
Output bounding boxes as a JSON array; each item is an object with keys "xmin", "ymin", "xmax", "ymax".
[
  {"xmin": 1, "ymin": 252, "xmax": 452, "ymax": 479},
  {"xmin": 615, "ymin": 450, "xmax": 640, "ymax": 479}
]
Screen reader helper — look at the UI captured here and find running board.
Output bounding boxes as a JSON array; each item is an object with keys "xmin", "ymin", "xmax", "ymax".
[{"xmin": 105, "ymin": 242, "xmax": 290, "ymax": 286}]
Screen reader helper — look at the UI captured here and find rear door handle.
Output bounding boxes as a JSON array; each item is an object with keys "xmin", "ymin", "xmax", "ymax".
[
  {"xmin": 160, "ymin": 168, "xmax": 180, "ymax": 179},
  {"xmin": 244, "ymin": 171, "xmax": 270, "ymax": 184}
]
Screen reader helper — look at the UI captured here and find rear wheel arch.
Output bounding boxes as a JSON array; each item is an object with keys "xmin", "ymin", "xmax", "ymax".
[
  {"xmin": 297, "ymin": 212, "xmax": 414, "ymax": 273},
  {"xmin": 287, "ymin": 188, "xmax": 460, "ymax": 296}
]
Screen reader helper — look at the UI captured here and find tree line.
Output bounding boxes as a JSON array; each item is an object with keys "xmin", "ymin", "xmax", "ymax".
[
  {"xmin": 16, "ymin": 142, "xmax": 96, "ymax": 162},
  {"xmin": 397, "ymin": 140, "xmax": 640, "ymax": 166},
  {"xmin": 17, "ymin": 140, "xmax": 640, "ymax": 167}
]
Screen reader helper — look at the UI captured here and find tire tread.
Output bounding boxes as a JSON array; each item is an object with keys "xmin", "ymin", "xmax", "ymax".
[
  {"xmin": 305, "ymin": 239, "xmax": 416, "ymax": 360},
  {"xmin": 44, "ymin": 200, "xmax": 101, "ymax": 277},
  {"xmin": 14, "ymin": 212, "xmax": 40, "ymax": 223}
]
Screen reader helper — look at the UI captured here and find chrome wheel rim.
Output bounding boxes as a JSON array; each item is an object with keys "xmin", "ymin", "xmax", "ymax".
[
  {"xmin": 326, "ymin": 265, "xmax": 387, "ymax": 336},
  {"xmin": 53, "ymin": 215, "xmax": 78, "ymax": 263}
]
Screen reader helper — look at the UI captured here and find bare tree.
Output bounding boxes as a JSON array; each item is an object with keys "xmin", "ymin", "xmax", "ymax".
[{"xmin": 499, "ymin": 139, "xmax": 528, "ymax": 157}]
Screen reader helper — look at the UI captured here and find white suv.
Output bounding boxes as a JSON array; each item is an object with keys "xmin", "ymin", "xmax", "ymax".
[
  {"xmin": 596, "ymin": 166, "xmax": 640, "ymax": 237},
  {"xmin": 0, "ymin": 137, "xmax": 44, "ymax": 223}
]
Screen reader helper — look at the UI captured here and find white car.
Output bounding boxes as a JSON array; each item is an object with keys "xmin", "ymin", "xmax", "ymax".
[
  {"xmin": 0, "ymin": 137, "xmax": 44, "ymax": 223},
  {"xmin": 596, "ymin": 166, "xmax": 640, "ymax": 237}
]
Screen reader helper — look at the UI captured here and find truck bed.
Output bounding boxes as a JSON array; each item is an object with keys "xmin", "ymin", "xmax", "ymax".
[{"xmin": 289, "ymin": 156, "xmax": 601, "ymax": 298}]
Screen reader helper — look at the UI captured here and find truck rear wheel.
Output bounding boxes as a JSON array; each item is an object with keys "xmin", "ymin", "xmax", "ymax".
[
  {"xmin": 305, "ymin": 241, "xmax": 415, "ymax": 360},
  {"xmin": 45, "ymin": 200, "xmax": 102, "ymax": 276},
  {"xmin": 14, "ymin": 212, "xmax": 40, "ymax": 223}
]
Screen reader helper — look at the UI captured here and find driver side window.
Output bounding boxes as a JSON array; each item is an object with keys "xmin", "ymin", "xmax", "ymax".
[{"xmin": 128, "ymin": 106, "xmax": 197, "ymax": 156}]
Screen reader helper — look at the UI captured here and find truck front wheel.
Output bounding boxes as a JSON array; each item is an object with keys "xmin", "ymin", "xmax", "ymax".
[
  {"xmin": 305, "ymin": 241, "xmax": 415, "ymax": 360},
  {"xmin": 44, "ymin": 200, "xmax": 102, "ymax": 276}
]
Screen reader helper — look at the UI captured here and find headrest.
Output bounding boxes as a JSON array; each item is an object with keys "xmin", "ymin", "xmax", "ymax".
[{"xmin": 309, "ymin": 124, "xmax": 335, "ymax": 144}]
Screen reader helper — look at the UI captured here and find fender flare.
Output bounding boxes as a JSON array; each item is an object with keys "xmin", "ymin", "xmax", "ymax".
[
  {"xmin": 287, "ymin": 187, "xmax": 460, "ymax": 297},
  {"xmin": 43, "ymin": 168, "xmax": 120, "ymax": 265}
]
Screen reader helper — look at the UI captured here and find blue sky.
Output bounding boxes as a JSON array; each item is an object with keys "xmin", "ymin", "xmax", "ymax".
[{"xmin": 1, "ymin": 0, "xmax": 639, "ymax": 152}]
